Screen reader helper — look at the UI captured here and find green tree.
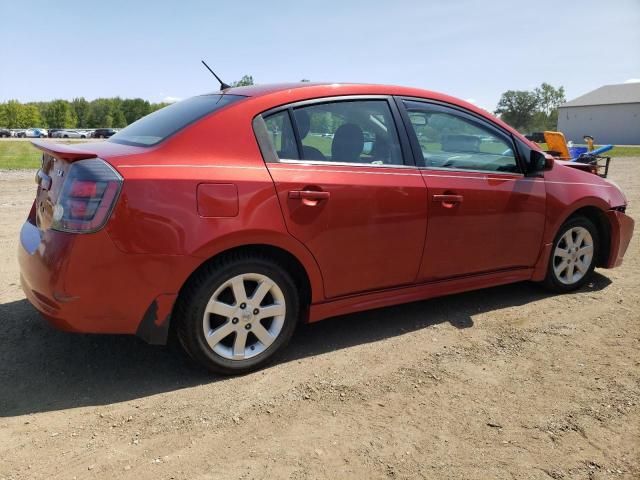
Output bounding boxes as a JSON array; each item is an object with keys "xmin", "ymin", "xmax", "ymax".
[
  {"xmin": 231, "ymin": 75, "xmax": 254, "ymax": 87},
  {"xmin": 72, "ymin": 98, "xmax": 90, "ymax": 128},
  {"xmin": 86, "ymin": 98, "xmax": 113, "ymax": 127},
  {"xmin": 534, "ymin": 83, "xmax": 565, "ymax": 116},
  {"xmin": 112, "ymin": 108, "xmax": 127, "ymax": 128},
  {"xmin": 0, "ymin": 100, "xmax": 25, "ymax": 128},
  {"xmin": 20, "ymin": 104, "xmax": 43, "ymax": 128},
  {"xmin": 494, "ymin": 90, "xmax": 539, "ymax": 132},
  {"xmin": 121, "ymin": 98, "xmax": 151, "ymax": 125},
  {"xmin": 533, "ymin": 83, "xmax": 565, "ymax": 130},
  {"xmin": 43, "ymin": 100, "xmax": 77, "ymax": 128},
  {"xmin": 149, "ymin": 102, "xmax": 169, "ymax": 113}
]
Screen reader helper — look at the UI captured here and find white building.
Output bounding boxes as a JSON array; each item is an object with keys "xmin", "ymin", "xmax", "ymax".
[{"xmin": 558, "ymin": 83, "xmax": 640, "ymax": 145}]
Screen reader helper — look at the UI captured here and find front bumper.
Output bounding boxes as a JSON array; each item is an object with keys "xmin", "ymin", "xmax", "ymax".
[
  {"xmin": 605, "ymin": 210, "xmax": 634, "ymax": 268},
  {"xmin": 18, "ymin": 220, "xmax": 196, "ymax": 342}
]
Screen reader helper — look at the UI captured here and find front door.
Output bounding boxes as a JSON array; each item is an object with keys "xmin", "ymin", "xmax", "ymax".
[
  {"xmin": 258, "ymin": 98, "xmax": 428, "ymax": 298},
  {"xmin": 400, "ymin": 99, "xmax": 546, "ymax": 281}
]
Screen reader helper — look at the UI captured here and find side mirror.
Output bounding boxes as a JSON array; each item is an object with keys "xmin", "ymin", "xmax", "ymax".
[
  {"xmin": 544, "ymin": 155, "xmax": 554, "ymax": 170},
  {"xmin": 529, "ymin": 150, "xmax": 553, "ymax": 172}
]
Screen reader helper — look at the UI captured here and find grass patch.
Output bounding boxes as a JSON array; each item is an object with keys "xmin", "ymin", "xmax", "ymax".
[
  {"xmin": 0, "ymin": 140, "xmax": 97, "ymax": 169},
  {"xmin": 0, "ymin": 141, "xmax": 42, "ymax": 169}
]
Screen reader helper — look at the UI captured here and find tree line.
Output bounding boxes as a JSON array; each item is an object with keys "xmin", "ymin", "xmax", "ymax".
[
  {"xmin": 495, "ymin": 82, "xmax": 566, "ymax": 133},
  {"xmin": 1, "ymin": 77, "xmax": 563, "ymax": 134},
  {"xmin": 0, "ymin": 73, "xmax": 259, "ymax": 129},
  {"xmin": 0, "ymin": 98, "xmax": 170, "ymax": 129}
]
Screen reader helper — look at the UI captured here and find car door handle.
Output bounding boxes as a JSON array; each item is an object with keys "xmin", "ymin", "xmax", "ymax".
[
  {"xmin": 432, "ymin": 194, "xmax": 463, "ymax": 204},
  {"xmin": 289, "ymin": 190, "xmax": 330, "ymax": 200},
  {"xmin": 288, "ymin": 190, "xmax": 330, "ymax": 206}
]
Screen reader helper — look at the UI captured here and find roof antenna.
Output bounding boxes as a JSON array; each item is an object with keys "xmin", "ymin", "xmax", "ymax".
[{"xmin": 201, "ymin": 60, "xmax": 231, "ymax": 90}]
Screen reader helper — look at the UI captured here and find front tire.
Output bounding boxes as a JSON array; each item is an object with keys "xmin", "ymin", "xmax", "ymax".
[
  {"xmin": 543, "ymin": 215, "xmax": 599, "ymax": 292},
  {"xmin": 175, "ymin": 253, "xmax": 299, "ymax": 374}
]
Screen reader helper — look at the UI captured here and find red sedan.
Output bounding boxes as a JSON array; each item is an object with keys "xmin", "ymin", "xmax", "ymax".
[{"xmin": 18, "ymin": 83, "xmax": 634, "ymax": 374}]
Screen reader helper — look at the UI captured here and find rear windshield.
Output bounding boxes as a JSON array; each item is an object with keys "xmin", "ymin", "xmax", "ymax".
[{"xmin": 109, "ymin": 94, "xmax": 244, "ymax": 147}]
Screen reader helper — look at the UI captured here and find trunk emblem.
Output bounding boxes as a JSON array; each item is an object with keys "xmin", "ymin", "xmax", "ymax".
[{"xmin": 56, "ymin": 169, "xmax": 64, "ymax": 177}]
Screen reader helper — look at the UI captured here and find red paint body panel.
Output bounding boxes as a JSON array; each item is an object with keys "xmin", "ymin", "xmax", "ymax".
[
  {"xmin": 197, "ymin": 184, "xmax": 239, "ymax": 217},
  {"xmin": 18, "ymin": 220, "xmax": 198, "ymax": 334},
  {"xmin": 606, "ymin": 210, "xmax": 635, "ymax": 268},
  {"xmin": 266, "ymin": 162, "xmax": 428, "ymax": 298},
  {"xmin": 419, "ymin": 170, "xmax": 546, "ymax": 280},
  {"xmin": 18, "ymin": 83, "xmax": 634, "ymax": 342}
]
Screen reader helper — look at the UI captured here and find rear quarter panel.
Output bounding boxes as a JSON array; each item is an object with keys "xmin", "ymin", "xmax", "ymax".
[{"xmin": 104, "ymin": 105, "xmax": 326, "ymax": 302}]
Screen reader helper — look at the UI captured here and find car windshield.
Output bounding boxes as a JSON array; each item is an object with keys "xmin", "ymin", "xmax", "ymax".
[{"xmin": 109, "ymin": 94, "xmax": 245, "ymax": 147}]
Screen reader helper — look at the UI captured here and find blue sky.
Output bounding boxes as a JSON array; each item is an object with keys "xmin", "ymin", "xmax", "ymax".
[{"xmin": 1, "ymin": 0, "xmax": 638, "ymax": 111}]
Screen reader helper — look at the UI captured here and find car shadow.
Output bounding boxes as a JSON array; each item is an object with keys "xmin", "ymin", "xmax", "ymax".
[{"xmin": 0, "ymin": 273, "xmax": 612, "ymax": 417}]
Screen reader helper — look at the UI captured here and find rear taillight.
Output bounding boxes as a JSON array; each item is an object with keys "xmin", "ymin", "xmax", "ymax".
[{"xmin": 52, "ymin": 159, "xmax": 122, "ymax": 233}]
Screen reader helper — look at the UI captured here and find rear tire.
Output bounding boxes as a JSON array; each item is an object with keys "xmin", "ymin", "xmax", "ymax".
[
  {"xmin": 175, "ymin": 253, "xmax": 299, "ymax": 375},
  {"xmin": 542, "ymin": 215, "xmax": 599, "ymax": 293}
]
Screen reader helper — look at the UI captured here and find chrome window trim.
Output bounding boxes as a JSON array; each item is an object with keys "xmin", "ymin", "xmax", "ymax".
[
  {"xmin": 419, "ymin": 165, "xmax": 525, "ymax": 177},
  {"xmin": 253, "ymin": 95, "xmax": 414, "ymax": 167},
  {"xmin": 277, "ymin": 158, "xmax": 417, "ymax": 169}
]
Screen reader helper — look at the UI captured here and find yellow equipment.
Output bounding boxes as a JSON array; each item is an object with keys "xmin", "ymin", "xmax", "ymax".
[{"xmin": 543, "ymin": 131, "xmax": 571, "ymax": 159}]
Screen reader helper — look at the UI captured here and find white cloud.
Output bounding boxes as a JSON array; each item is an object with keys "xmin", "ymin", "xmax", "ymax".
[
  {"xmin": 162, "ymin": 96, "xmax": 182, "ymax": 103},
  {"xmin": 624, "ymin": 78, "xmax": 640, "ymax": 84}
]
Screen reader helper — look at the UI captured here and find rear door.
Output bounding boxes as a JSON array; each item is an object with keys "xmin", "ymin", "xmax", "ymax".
[
  {"xmin": 255, "ymin": 97, "xmax": 428, "ymax": 299},
  {"xmin": 399, "ymin": 99, "xmax": 546, "ymax": 281}
]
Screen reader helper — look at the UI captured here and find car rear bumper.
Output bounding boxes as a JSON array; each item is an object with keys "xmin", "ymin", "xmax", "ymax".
[
  {"xmin": 18, "ymin": 220, "xmax": 197, "ymax": 342},
  {"xmin": 605, "ymin": 210, "xmax": 634, "ymax": 268}
]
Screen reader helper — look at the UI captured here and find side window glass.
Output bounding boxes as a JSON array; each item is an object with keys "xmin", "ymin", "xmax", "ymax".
[
  {"xmin": 292, "ymin": 100, "xmax": 404, "ymax": 165},
  {"xmin": 263, "ymin": 111, "xmax": 299, "ymax": 160},
  {"xmin": 404, "ymin": 102, "xmax": 519, "ymax": 173}
]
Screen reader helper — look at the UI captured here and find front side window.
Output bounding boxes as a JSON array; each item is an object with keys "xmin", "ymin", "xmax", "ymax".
[{"xmin": 404, "ymin": 101, "xmax": 519, "ymax": 173}]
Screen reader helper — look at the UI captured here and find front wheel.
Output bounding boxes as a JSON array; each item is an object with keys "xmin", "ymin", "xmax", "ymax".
[
  {"xmin": 543, "ymin": 215, "xmax": 599, "ymax": 292},
  {"xmin": 175, "ymin": 254, "xmax": 299, "ymax": 374}
]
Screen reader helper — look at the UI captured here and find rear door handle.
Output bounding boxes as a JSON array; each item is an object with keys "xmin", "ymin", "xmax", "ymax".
[
  {"xmin": 288, "ymin": 190, "xmax": 330, "ymax": 206},
  {"xmin": 432, "ymin": 194, "xmax": 463, "ymax": 204},
  {"xmin": 289, "ymin": 190, "xmax": 330, "ymax": 200}
]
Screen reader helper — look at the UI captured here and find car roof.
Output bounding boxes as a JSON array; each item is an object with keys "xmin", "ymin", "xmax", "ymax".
[
  {"xmin": 219, "ymin": 82, "xmax": 447, "ymax": 99},
  {"xmin": 214, "ymin": 82, "xmax": 535, "ymax": 150}
]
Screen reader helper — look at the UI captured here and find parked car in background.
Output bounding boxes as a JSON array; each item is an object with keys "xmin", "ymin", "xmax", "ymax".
[
  {"xmin": 53, "ymin": 130, "xmax": 89, "ymax": 139},
  {"xmin": 0, "ymin": 128, "xmax": 11, "ymax": 138},
  {"xmin": 19, "ymin": 83, "xmax": 634, "ymax": 375},
  {"xmin": 48, "ymin": 129, "xmax": 64, "ymax": 138},
  {"xmin": 24, "ymin": 128, "xmax": 48, "ymax": 138},
  {"xmin": 92, "ymin": 128, "xmax": 117, "ymax": 138},
  {"xmin": 13, "ymin": 129, "xmax": 27, "ymax": 138}
]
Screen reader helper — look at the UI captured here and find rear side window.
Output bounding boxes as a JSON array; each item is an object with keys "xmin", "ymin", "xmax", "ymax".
[
  {"xmin": 293, "ymin": 100, "xmax": 403, "ymax": 165},
  {"xmin": 109, "ymin": 94, "xmax": 244, "ymax": 147},
  {"xmin": 264, "ymin": 111, "xmax": 299, "ymax": 160},
  {"xmin": 261, "ymin": 100, "xmax": 404, "ymax": 165}
]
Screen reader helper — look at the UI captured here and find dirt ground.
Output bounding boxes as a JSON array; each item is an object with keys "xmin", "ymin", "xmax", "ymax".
[{"xmin": 0, "ymin": 160, "xmax": 638, "ymax": 480}]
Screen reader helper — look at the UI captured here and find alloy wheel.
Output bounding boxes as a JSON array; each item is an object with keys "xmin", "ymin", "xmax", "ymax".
[
  {"xmin": 552, "ymin": 226, "xmax": 594, "ymax": 285},
  {"xmin": 201, "ymin": 273, "xmax": 286, "ymax": 360}
]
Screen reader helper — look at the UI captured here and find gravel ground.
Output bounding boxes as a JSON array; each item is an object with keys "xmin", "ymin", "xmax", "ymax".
[{"xmin": 0, "ymin": 160, "xmax": 638, "ymax": 480}]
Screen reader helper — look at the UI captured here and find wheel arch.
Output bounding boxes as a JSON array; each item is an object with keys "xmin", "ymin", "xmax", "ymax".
[
  {"xmin": 168, "ymin": 242, "xmax": 319, "ymax": 340},
  {"xmin": 533, "ymin": 199, "xmax": 612, "ymax": 281},
  {"xmin": 561, "ymin": 205, "xmax": 611, "ymax": 267}
]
